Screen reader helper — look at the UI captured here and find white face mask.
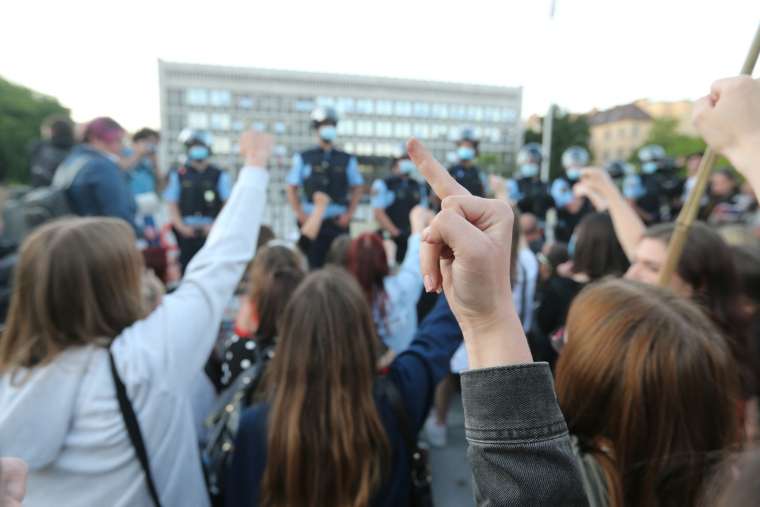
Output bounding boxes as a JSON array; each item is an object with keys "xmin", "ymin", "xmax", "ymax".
[
  {"xmin": 566, "ymin": 168, "xmax": 581, "ymax": 180},
  {"xmin": 520, "ymin": 164, "xmax": 539, "ymax": 178},
  {"xmin": 398, "ymin": 159, "xmax": 416, "ymax": 175}
]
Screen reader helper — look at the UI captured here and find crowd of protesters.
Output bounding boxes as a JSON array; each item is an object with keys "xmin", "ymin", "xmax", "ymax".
[{"xmin": 0, "ymin": 74, "xmax": 759, "ymax": 507}]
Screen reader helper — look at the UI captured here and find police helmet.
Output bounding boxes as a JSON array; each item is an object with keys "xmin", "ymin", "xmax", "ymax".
[
  {"xmin": 604, "ymin": 160, "xmax": 633, "ymax": 180},
  {"xmin": 457, "ymin": 127, "xmax": 480, "ymax": 146},
  {"xmin": 561, "ymin": 146, "xmax": 590, "ymax": 169},
  {"xmin": 178, "ymin": 128, "xmax": 213, "ymax": 149},
  {"xmin": 517, "ymin": 143, "xmax": 543, "ymax": 166},
  {"xmin": 637, "ymin": 144, "xmax": 666, "ymax": 163},
  {"xmin": 310, "ymin": 106, "xmax": 339, "ymax": 128}
]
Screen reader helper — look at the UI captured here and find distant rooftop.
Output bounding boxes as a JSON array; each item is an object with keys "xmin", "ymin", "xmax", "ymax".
[{"xmin": 588, "ymin": 103, "xmax": 652, "ymax": 126}]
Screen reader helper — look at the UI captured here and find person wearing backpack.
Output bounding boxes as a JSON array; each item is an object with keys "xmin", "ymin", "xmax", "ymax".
[
  {"xmin": 28, "ymin": 115, "xmax": 75, "ymax": 188},
  {"xmin": 0, "ymin": 130, "xmax": 274, "ymax": 507},
  {"xmin": 56, "ymin": 117, "xmax": 138, "ymax": 231}
]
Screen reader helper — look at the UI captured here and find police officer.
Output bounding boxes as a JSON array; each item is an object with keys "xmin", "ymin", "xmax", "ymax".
[
  {"xmin": 507, "ymin": 143, "xmax": 554, "ymax": 222},
  {"xmin": 551, "ymin": 145, "xmax": 593, "ymax": 243},
  {"xmin": 286, "ymin": 107, "xmax": 364, "ymax": 268},
  {"xmin": 448, "ymin": 128, "xmax": 487, "ymax": 197},
  {"xmin": 604, "ymin": 159, "xmax": 647, "ymax": 204},
  {"xmin": 371, "ymin": 145, "xmax": 426, "ymax": 263},
  {"xmin": 635, "ymin": 144, "xmax": 683, "ymax": 224},
  {"xmin": 164, "ymin": 129, "xmax": 231, "ymax": 273}
]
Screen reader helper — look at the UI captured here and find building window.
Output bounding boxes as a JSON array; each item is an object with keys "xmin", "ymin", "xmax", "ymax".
[
  {"xmin": 375, "ymin": 143, "xmax": 396, "ymax": 156},
  {"xmin": 413, "ymin": 102, "xmax": 430, "ymax": 117},
  {"xmin": 316, "ymin": 96, "xmax": 335, "ymax": 108},
  {"xmin": 356, "ymin": 142, "xmax": 374, "ymax": 155},
  {"xmin": 356, "ymin": 99, "xmax": 374, "ymax": 114},
  {"xmin": 356, "ymin": 121, "xmax": 374, "ymax": 136},
  {"xmin": 395, "ymin": 101, "xmax": 412, "ymax": 117},
  {"xmin": 500, "ymin": 108, "xmax": 517, "ymax": 122},
  {"xmin": 274, "ymin": 122, "xmax": 286, "ymax": 134},
  {"xmin": 210, "ymin": 113, "xmax": 230, "ymax": 130},
  {"xmin": 450, "ymin": 105, "xmax": 467, "ymax": 120},
  {"xmin": 336, "ymin": 97, "xmax": 355, "ymax": 113},
  {"xmin": 187, "ymin": 112, "xmax": 208, "ymax": 129},
  {"xmin": 413, "ymin": 124, "xmax": 430, "ymax": 139},
  {"xmin": 295, "ymin": 98, "xmax": 315, "ymax": 112},
  {"xmin": 209, "ymin": 90, "xmax": 231, "ymax": 107},
  {"xmin": 186, "ymin": 88, "xmax": 208, "ymax": 106},
  {"xmin": 484, "ymin": 107, "xmax": 500, "ymax": 122},
  {"xmin": 487, "ymin": 127, "xmax": 501, "ymax": 142},
  {"xmin": 432, "ymin": 124, "xmax": 448, "ymax": 139},
  {"xmin": 344, "ymin": 142, "xmax": 356, "ymax": 153},
  {"xmin": 432, "ymin": 103, "xmax": 448, "ymax": 119},
  {"xmin": 212, "ymin": 137, "xmax": 232, "ymax": 154},
  {"xmin": 338, "ymin": 120, "xmax": 355, "ymax": 136},
  {"xmin": 376, "ymin": 100, "xmax": 393, "ymax": 115},
  {"xmin": 238, "ymin": 96, "xmax": 254, "ymax": 109},
  {"xmin": 394, "ymin": 123, "xmax": 412, "ymax": 137},
  {"xmin": 231, "ymin": 119, "xmax": 245, "ymax": 132},
  {"xmin": 468, "ymin": 106, "xmax": 484, "ymax": 121},
  {"xmin": 375, "ymin": 121, "xmax": 393, "ymax": 137},
  {"xmin": 251, "ymin": 121, "xmax": 266, "ymax": 132}
]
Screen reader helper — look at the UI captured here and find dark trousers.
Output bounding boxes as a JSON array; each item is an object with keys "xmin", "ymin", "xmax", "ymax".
[
  {"xmin": 391, "ymin": 233, "xmax": 409, "ymax": 265},
  {"xmin": 306, "ymin": 219, "xmax": 348, "ymax": 269},
  {"xmin": 174, "ymin": 228, "xmax": 207, "ymax": 274}
]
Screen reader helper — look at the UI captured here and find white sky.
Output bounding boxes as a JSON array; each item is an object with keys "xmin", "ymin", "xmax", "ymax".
[{"xmin": 2, "ymin": 0, "xmax": 758, "ymax": 131}]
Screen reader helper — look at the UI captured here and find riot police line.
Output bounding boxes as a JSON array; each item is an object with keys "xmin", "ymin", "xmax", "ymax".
[{"xmin": 0, "ymin": 105, "xmax": 755, "ymax": 322}]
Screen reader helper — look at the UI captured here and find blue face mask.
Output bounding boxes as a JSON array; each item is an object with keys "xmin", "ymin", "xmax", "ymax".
[
  {"xmin": 520, "ymin": 164, "xmax": 539, "ymax": 178},
  {"xmin": 188, "ymin": 145, "xmax": 210, "ymax": 161},
  {"xmin": 642, "ymin": 162, "xmax": 658, "ymax": 174},
  {"xmin": 318, "ymin": 125, "xmax": 337, "ymax": 143},
  {"xmin": 398, "ymin": 159, "xmax": 416, "ymax": 175},
  {"xmin": 566, "ymin": 168, "xmax": 581, "ymax": 181},
  {"xmin": 457, "ymin": 146, "xmax": 476, "ymax": 162}
]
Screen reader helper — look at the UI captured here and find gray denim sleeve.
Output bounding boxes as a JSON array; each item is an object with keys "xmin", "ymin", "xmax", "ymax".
[{"xmin": 461, "ymin": 363, "xmax": 589, "ymax": 506}]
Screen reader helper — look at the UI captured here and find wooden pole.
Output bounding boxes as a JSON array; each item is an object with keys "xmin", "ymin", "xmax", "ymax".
[{"xmin": 658, "ymin": 23, "xmax": 760, "ymax": 287}]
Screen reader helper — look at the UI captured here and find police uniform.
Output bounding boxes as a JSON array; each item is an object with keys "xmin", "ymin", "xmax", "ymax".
[
  {"xmin": 165, "ymin": 163, "xmax": 230, "ymax": 272},
  {"xmin": 508, "ymin": 177, "xmax": 554, "ymax": 221},
  {"xmin": 550, "ymin": 175, "xmax": 593, "ymax": 243},
  {"xmin": 371, "ymin": 175, "xmax": 425, "ymax": 263},
  {"xmin": 448, "ymin": 163, "xmax": 486, "ymax": 197},
  {"xmin": 288, "ymin": 146, "xmax": 363, "ymax": 268}
]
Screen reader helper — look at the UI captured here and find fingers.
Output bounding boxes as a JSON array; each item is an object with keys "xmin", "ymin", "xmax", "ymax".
[
  {"xmin": 692, "ymin": 95, "xmax": 713, "ymax": 128},
  {"xmin": 407, "ymin": 138, "xmax": 469, "ymax": 200},
  {"xmin": 420, "ymin": 239, "xmax": 443, "ymax": 292},
  {"xmin": 440, "ymin": 195, "xmax": 514, "ymax": 244}
]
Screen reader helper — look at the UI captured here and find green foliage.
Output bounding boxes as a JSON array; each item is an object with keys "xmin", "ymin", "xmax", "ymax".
[
  {"xmin": 477, "ymin": 152, "xmax": 507, "ymax": 176},
  {"xmin": 628, "ymin": 118, "xmax": 707, "ymax": 163},
  {"xmin": 0, "ymin": 76, "xmax": 69, "ymax": 183},
  {"xmin": 523, "ymin": 109, "xmax": 591, "ymax": 180}
]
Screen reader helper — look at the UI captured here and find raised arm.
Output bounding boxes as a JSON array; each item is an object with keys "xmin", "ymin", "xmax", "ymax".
[
  {"xmin": 114, "ymin": 131, "xmax": 274, "ymax": 387},
  {"xmin": 580, "ymin": 168, "xmax": 645, "ymax": 261},
  {"xmin": 409, "ymin": 139, "xmax": 589, "ymax": 506},
  {"xmin": 693, "ymin": 76, "xmax": 760, "ymax": 195}
]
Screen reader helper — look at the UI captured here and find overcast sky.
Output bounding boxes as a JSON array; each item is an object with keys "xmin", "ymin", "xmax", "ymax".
[{"xmin": 2, "ymin": 0, "xmax": 758, "ymax": 130}]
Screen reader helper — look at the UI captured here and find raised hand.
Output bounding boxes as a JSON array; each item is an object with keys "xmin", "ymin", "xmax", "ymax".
[
  {"xmin": 693, "ymin": 76, "xmax": 760, "ymax": 177},
  {"xmin": 312, "ymin": 191, "xmax": 331, "ymax": 209},
  {"xmin": 408, "ymin": 139, "xmax": 532, "ymax": 367},
  {"xmin": 409, "ymin": 205, "xmax": 434, "ymax": 235},
  {"xmin": 239, "ymin": 130, "xmax": 275, "ymax": 169}
]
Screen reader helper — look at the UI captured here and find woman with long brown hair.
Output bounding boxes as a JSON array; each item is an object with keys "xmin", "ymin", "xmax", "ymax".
[
  {"xmin": 556, "ymin": 279, "xmax": 741, "ymax": 507},
  {"xmin": 225, "ymin": 266, "xmax": 463, "ymax": 507},
  {"xmin": 0, "ymin": 131, "xmax": 273, "ymax": 507}
]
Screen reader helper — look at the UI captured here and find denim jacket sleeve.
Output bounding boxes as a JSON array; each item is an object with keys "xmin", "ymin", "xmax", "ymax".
[{"xmin": 461, "ymin": 363, "xmax": 589, "ymax": 506}]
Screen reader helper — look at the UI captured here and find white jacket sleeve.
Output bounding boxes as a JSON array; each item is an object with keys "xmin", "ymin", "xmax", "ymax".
[
  {"xmin": 113, "ymin": 167, "xmax": 269, "ymax": 388},
  {"xmin": 385, "ymin": 234, "xmax": 423, "ymax": 307}
]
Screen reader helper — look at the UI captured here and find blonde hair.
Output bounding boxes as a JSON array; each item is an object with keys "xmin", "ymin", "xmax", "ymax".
[{"xmin": 0, "ymin": 217, "xmax": 144, "ymax": 373}]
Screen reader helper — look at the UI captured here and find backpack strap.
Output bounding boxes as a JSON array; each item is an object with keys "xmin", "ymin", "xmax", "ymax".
[
  {"xmin": 52, "ymin": 154, "xmax": 91, "ymax": 189},
  {"xmin": 108, "ymin": 350, "xmax": 163, "ymax": 507}
]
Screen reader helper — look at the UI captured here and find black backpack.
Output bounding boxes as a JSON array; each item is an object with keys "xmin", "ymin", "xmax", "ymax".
[
  {"xmin": 201, "ymin": 342, "xmax": 273, "ymax": 506},
  {"xmin": 1, "ymin": 154, "xmax": 90, "ymax": 247}
]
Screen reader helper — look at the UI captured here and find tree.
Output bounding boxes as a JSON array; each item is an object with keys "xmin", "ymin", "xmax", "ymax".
[
  {"xmin": 0, "ymin": 76, "xmax": 69, "ymax": 183},
  {"xmin": 523, "ymin": 109, "xmax": 591, "ymax": 181}
]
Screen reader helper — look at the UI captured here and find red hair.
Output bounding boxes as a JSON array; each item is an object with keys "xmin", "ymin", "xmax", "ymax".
[{"xmin": 346, "ymin": 233, "xmax": 389, "ymax": 319}]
